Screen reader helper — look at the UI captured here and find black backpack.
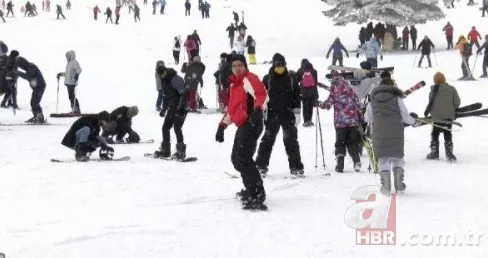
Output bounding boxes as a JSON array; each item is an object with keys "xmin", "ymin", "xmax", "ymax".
[{"xmin": 463, "ymin": 42, "xmax": 472, "ymax": 56}]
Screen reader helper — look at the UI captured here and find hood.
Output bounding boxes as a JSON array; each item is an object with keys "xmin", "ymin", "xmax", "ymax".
[
  {"xmin": 300, "ymin": 58, "xmax": 312, "ymax": 70},
  {"xmin": 330, "ymin": 73, "xmax": 348, "ymax": 86},
  {"xmin": 15, "ymin": 56, "xmax": 30, "ymax": 70},
  {"xmin": 66, "ymin": 50, "xmax": 76, "ymax": 61},
  {"xmin": 371, "ymin": 84, "xmax": 403, "ymax": 103}
]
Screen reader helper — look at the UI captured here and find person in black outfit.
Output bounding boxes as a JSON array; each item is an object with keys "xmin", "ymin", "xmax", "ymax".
[
  {"xmin": 56, "ymin": 4, "xmax": 65, "ymax": 19},
  {"xmin": 296, "ymin": 59, "xmax": 318, "ymax": 127},
  {"xmin": 213, "ymin": 53, "xmax": 232, "ymax": 112},
  {"xmin": 417, "ymin": 35, "xmax": 435, "ymax": 68},
  {"xmin": 477, "ymin": 35, "xmax": 488, "ymax": 77},
  {"xmin": 102, "ymin": 106, "xmax": 140, "ymax": 143},
  {"xmin": 104, "ymin": 7, "xmax": 113, "ymax": 23},
  {"xmin": 191, "ymin": 30, "xmax": 201, "ymax": 56},
  {"xmin": 226, "ymin": 23, "xmax": 236, "ymax": 48},
  {"xmin": 61, "ymin": 111, "xmax": 113, "ymax": 162},
  {"xmin": 359, "ymin": 27, "xmax": 366, "ymax": 47},
  {"xmin": 15, "ymin": 57, "xmax": 47, "ymax": 123},
  {"xmin": 154, "ymin": 64, "xmax": 188, "ymax": 160},
  {"xmin": 184, "ymin": 0, "xmax": 191, "ymax": 16},
  {"xmin": 1, "ymin": 50, "xmax": 19, "ymax": 109},
  {"xmin": 410, "ymin": 25, "xmax": 418, "ymax": 50},
  {"xmin": 256, "ymin": 53, "xmax": 304, "ymax": 177}
]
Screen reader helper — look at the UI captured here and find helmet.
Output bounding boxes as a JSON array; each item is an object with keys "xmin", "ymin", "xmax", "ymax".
[{"xmin": 99, "ymin": 147, "xmax": 114, "ymax": 160}]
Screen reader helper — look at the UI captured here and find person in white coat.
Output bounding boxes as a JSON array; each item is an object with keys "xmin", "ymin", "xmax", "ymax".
[
  {"xmin": 173, "ymin": 35, "xmax": 182, "ymax": 65},
  {"xmin": 233, "ymin": 35, "xmax": 245, "ymax": 55},
  {"xmin": 57, "ymin": 50, "xmax": 82, "ymax": 114}
]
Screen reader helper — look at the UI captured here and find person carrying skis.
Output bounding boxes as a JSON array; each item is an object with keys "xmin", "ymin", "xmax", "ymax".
[
  {"xmin": 255, "ymin": 53, "xmax": 304, "ymax": 177},
  {"xmin": 364, "ymin": 73, "xmax": 421, "ymax": 194},
  {"xmin": 181, "ymin": 56, "xmax": 206, "ymax": 112},
  {"xmin": 417, "ymin": 35, "xmax": 435, "ymax": 68},
  {"xmin": 101, "ymin": 106, "xmax": 140, "ymax": 144},
  {"xmin": 356, "ymin": 37, "xmax": 383, "ymax": 68},
  {"xmin": 93, "ymin": 5, "xmax": 100, "ymax": 20},
  {"xmin": 467, "ymin": 26, "xmax": 482, "ymax": 51},
  {"xmin": 15, "ymin": 56, "xmax": 47, "ymax": 123},
  {"xmin": 296, "ymin": 58, "xmax": 318, "ymax": 127},
  {"xmin": 455, "ymin": 35, "xmax": 474, "ymax": 80},
  {"xmin": 410, "ymin": 25, "xmax": 418, "ymax": 50},
  {"xmin": 173, "ymin": 35, "xmax": 182, "ymax": 65},
  {"xmin": 61, "ymin": 111, "xmax": 113, "ymax": 162},
  {"xmin": 226, "ymin": 23, "xmax": 236, "ymax": 48},
  {"xmin": 318, "ymin": 71, "xmax": 361, "ymax": 173},
  {"xmin": 56, "ymin": 50, "xmax": 82, "ymax": 114},
  {"xmin": 443, "ymin": 22, "xmax": 454, "ymax": 50},
  {"xmin": 326, "ymin": 37, "xmax": 349, "ymax": 67},
  {"xmin": 423, "ymin": 72, "xmax": 460, "ymax": 162},
  {"xmin": 104, "ymin": 7, "xmax": 113, "ymax": 23},
  {"xmin": 56, "ymin": 4, "xmax": 65, "ymax": 19},
  {"xmin": 245, "ymin": 35, "xmax": 256, "ymax": 65},
  {"xmin": 214, "ymin": 54, "xmax": 268, "ymax": 210},
  {"xmin": 476, "ymin": 35, "xmax": 488, "ymax": 77},
  {"xmin": 155, "ymin": 61, "xmax": 164, "ymax": 111},
  {"xmin": 154, "ymin": 63, "xmax": 188, "ymax": 160}
]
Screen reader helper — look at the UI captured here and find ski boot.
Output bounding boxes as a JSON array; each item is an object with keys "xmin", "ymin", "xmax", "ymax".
[
  {"xmin": 380, "ymin": 171, "xmax": 392, "ymax": 195},
  {"xmin": 27, "ymin": 113, "xmax": 45, "ymax": 124},
  {"xmin": 257, "ymin": 166, "xmax": 268, "ymax": 178},
  {"xmin": 171, "ymin": 143, "xmax": 186, "ymax": 160},
  {"xmin": 426, "ymin": 141, "xmax": 439, "ymax": 160},
  {"xmin": 354, "ymin": 162, "xmax": 362, "ymax": 172},
  {"xmin": 335, "ymin": 155, "xmax": 344, "ymax": 173},
  {"xmin": 393, "ymin": 167, "xmax": 406, "ymax": 192},
  {"xmin": 154, "ymin": 142, "xmax": 171, "ymax": 158},
  {"xmin": 75, "ymin": 143, "xmax": 94, "ymax": 162},
  {"xmin": 445, "ymin": 141, "xmax": 457, "ymax": 162},
  {"xmin": 241, "ymin": 182, "xmax": 267, "ymax": 210},
  {"xmin": 290, "ymin": 168, "xmax": 305, "ymax": 178}
]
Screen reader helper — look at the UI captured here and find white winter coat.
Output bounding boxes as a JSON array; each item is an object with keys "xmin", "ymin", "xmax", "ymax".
[
  {"xmin": 64, "ymin": 50, "xmax": 82, "ymax": 86},
  {"xmin": 233, "ymin": 38, "xmax": 245, "ymax": 53}
]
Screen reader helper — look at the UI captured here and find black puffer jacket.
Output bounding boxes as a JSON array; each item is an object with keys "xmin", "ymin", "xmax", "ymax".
[
  {"xmin": 181, "ymin": 61, "xmax": 206, "ymax": 90},
  {"xmin": 262, "ymin": 68, "xmax": 301, "ymax": 111},
  {"xmin": 158, "ymin": 68, "xmax": 187, "ymax": 110},
  {"xmin": 61, "ymin": 115, "xmax": 102, "ymax": 149}
]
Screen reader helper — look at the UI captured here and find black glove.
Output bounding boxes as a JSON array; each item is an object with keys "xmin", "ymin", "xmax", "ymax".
[
  {"xmin": 99, "ymin": 144, "xmax": 114, "ymax": 160},
  {"xmin": 380, "ymin": 55, "xmax": 384, "ymax": 61},
  {"xmin": 410, "ymin": 112, "xmax": 419, "ymax": 119},
  {"xmin": 56, "ymin": 73, "xmax": 62, "ymax": 80},
  {"xmin": 215, "ymin": 123, "xmax": 226, "ymax": 143},
  {"xmin": 74, "ymin": 73, "xmax": 79, "ymax": 82},
  {"xmin": 356, "ymin": 53, "xmax": 360, "ymax": 58},
  {"xmin": 126, "ymin": 131, "xmax": 140, "ymax": 143},
  {"xmin": 159, "ymin": 108, "xmax": 167, "ymax": 117},
  {"xmin": 249, "ymin": 109, "xmax": 263, "ymax": 126}
]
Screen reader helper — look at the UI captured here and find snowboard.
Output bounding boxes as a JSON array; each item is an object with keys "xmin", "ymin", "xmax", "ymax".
[
  {"xmin": 0, "ymin": 122, "xmax": 64, "ymax": 126},
  {"xmin": 112, "ymin": 139, "xmax": 155, "ymax": 144},
  {"xmin": 51, "ymin": 156, "xmax": 131, "ymax": 163},
  {"xmin": 403, "ymin": 81, "xmax": 426, "ymax": 98},
  {"xmin": 143, "ymin": 153, "xmax": 197, "ymax": 162},
  {"xmin": 50, "ymin": 113, "xmax": 96, "ymax": 118},
  {"xmin": 327, "ymin": 65, "xmax": 394, "ymax": 73},
  {"xmin": 456, "ymin": 102, "xmax": 482, "ymax": 113}
]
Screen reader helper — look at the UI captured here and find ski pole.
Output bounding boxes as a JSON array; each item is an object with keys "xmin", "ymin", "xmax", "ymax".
[
  {"xmin": 413, "ymin": 53, "xmax": 418, "ymax": 67},
  {"xmin": 56, "ymin": 79, "xmax": 60, "ymax": 113},
  {"xmin": 473, "ymin": 53, "xmax": 479, "ymax": 73},
  {"xmin": 433, "ymin": 50, "xmax": 438, "ymax": 67},
  {"xmin": 316, "ymin": 105, "xmax": 326, "ymax": 171},
  {"xmin": 315, "ymin": 106, "xmax": 318, "ymax": 170}
]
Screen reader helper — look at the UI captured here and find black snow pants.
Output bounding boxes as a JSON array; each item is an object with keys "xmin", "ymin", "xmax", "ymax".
[
  {"xmin": 256, "ymin": 109, "xmax": 304, "ymax": 170},
  {"xmin": 431, "ymin": 122, "xmax": 452, "ymax": 144},
  {"xmin": 301, "ymin": 96, "xmax": 315, "ymax": 124},
  {"xmin": 173, "ymin": 50, "xmax": 180, "ymax": 65},
  {"xmin": 31, "ymin": 85, "xmax": 45, "ymax": 116},
  {"xmin": 335, "ymin": 126, "xmax": 361, "ymax": 163},
  {"xmin": 66, "ymin": 84, "xmax": 80, "ymax": 112},
  {"xmin": 162, "ymin": 108, "xmax": 187, "ymax": 144}
]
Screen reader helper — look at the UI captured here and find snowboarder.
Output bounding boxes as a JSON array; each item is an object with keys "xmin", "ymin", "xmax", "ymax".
[
  {"xmin": 467, "ymin": 26, "xmax": 482, "ymax": 51},
  {"xmin": 245, "ymin": 35, "xmax": 256, "ymax": 65},
  {"xmin": 159, "ymin": 0, "xmax": 166, "ymax": 14},
  {"xmin": 153, "ymin": 63, "xmax": 189, "ymax": 160},
  {"xmin": 326, "ymin": 37, "xmax": 349, "ymax": 67},
  {"xmin": 93, "ymin": 5, "xmax": 101, "ymax": 20},
  {"xmin": 133, "ymin": 4, "xmax": 140, "ymax": 22},
  {"xmin": 410, "ymin": 25, "xmax": 418, "ymax": 50},
  {"xmin": 214, "ymin": 54, "xmax": 268, "ymax": 210},
  {"xmin": 56, "ymin": 50, "xmax": 82, "ymax": 114},
  {"xmin": 364, "ymin": 74, "xmax": 421, "ymax": 194},
  {"xmin": 104, "ymin": 7, "xmax": 113, "ymax": 23},
  {"xmin": 15, "ymin": 57, "xmax": 46, "ymax": 123},
  {"xmin": 181, "ymin": 56, "xmax": 206, "ymax": 112},
  {"xmin": 318, "ymin": 71, "xmax": 361, "ymax": 173},
  {"xmin": 234, "ymin": 35, "xmax": 245, "ymax": 55},
  {"xmin": 476, "ymin": 35, "xmax": 488, "ymax": 77},
  {"xmin": 56, "ymin": 4, "xmax": 65, "ymax": 19},
  {"xmin": 61, "ymin": 111, "xmax": 114, "ymax": 162},
  {"xmin": 155, "ymin": 61, "xmax": 164, "ymax": 111},
  {"xmin": 185, "ymin": 0, "xmax": 191, "ymax": 16},
  {"xmin": 356, "ymin": 37, "xmax": 383, "ymax": 68},
  {"xmin": 115, "ymin": 5, "xmax": 121, "ymax": 24},
  {"xmin": 455, "ymin": 35, "xmax": 474, "ymax": 80},
  {"xmin": 226, "ymin": 23, "xmax": 236, "ymax": 48},
  {"xmin": 417, "ymin": 35, "xmax": 435, "ymax": 68},
  {"xmin": 296, "ymin": 58, "xmax": 318, "ymax": 127},
  {"xmin": 402, "ymin": 26, "xmax": 410, "ymax": 50},
  {"xmin": 423, "ymin": 72, "xmax": 460, "ymax": 162},
  {"xmin": 443, "ymin": 22, "xmax": 454, "ymax": 50},
  {"xmin": 101, "ymin": 106, "xmax": 140, "ymax": 144},
  {"xmin": 255, "ymin": 53, "xmax": 304, "ymax": 177},
  {"xmin": 184, "ymin": 35, "xmax": 197, "ymax": 61},
  {"xmin": 173, "ymin": 35, "xmax": 182, "ymax": 65}
]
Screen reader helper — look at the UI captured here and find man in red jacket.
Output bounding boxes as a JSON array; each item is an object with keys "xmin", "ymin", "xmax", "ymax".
[
  {"xmin": 215, "ymin": 54, "xmax": 269, "ymax": 210},
  {"xmin": 468, "ymin": 26, "xmax": 482, "ymax": 51},
  {"xmin": 443, "ymin": 22, "xmax": 454, "ymax": 50}
]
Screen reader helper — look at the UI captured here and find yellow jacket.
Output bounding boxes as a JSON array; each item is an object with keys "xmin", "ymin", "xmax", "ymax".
[{"xmin": 455, "ymin": 37, "xmax": 469, "ymax": 56}]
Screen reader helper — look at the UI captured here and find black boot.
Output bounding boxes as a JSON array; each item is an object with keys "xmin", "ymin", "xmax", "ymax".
[
  {"xmin": 172, "ymin": 143, "xmax": 186, "ymax": 160},
  {"xmin": 154, "ymin": 141, "xmax": 171, "ymax": 158},
  {"xmin": 426, "ymin": 141, "xmax": 439, "ymax": 160},
  {"xmin": 241, "ymin": 181, "xmax": 267, "ymax": 210},
  {"xmin": 75, "ymin": 142, "xmax": 95, "ymax": 162},
  {"xmin": 445, "ymin": 141, "xmax": 457, "ymax": 162},
  {"xmin": 335, "ymin": 155, "xmax": 344, "ymax": 173}
]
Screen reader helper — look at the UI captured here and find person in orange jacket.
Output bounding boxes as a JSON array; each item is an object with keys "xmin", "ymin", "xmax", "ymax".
[
  {"xmin": 467, "ymin": 26, "xmax": 482, "ymax": 50},
  {"xmin": 455, "ymin": 35, "xmax": 474, "ymax": 80}
]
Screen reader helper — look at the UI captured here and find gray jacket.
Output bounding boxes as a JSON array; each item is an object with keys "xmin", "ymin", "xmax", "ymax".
[
  {"xmin": 63, "ymin": 50, "xmax": 82, "ymax": 86},
  {"xmin": 155, "ymin": 72, "xmax": 163, "ymax": 91},
  {"xmin": 352, "ymin": 69, "xmax": 381, "ymax": 107},
  {"xmin": 365, "ymin": 84, "xmax": 416, "ymax": 159},
  {"xmin": 428, "ymin": 83, "xmax": 460, "ymax": 120}
]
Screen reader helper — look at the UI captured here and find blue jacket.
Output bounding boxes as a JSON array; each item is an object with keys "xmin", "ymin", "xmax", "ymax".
[
  {"xmin": 327, "ymin": 40, "xmax": 348, "ymax": 57},
  {"xmin": 360, "ymin": 38, "xmax": 382, "ymax": 59}
]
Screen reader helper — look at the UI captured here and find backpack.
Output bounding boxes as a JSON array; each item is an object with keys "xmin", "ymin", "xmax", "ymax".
[
  {"xmin": 300, "ymin": 71, "xmax": 315, "ymax": 88},
  {"xmin": 463, "ymin": 42, "xmax": 472, "ymax": 56}
]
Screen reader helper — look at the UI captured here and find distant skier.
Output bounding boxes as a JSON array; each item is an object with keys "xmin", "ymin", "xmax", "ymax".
[
  {"xmin": 56, "ymin": 50, "xmax": 82, "ymax": 114},
  {"xmin": 410, "ymin": 25, "xmax": 418, "ymax": 50},
  {"xmin": 133, "ymin": 4, "xmax": 140, "ymax": 22},
  {"xmin": 115, "ymin": 5, "xmax": 120, "ymax": 24},
  {"xmin": 101, "ymin": 106, "xmax": 140, "ymax": 144},
  {"xmin": 476, "ymin": 35, "xmax": 488, "ymax": 77},
  {"xmin": 214, "ymin": 54, "xmax": 268, "ymax": 210},
  {"xmin": 359, "ymin": 27, "xmax": 366, "ymax": 47},
  {"xmin": 181, "ymin": 56, "xmax": 206, "ymax": 112},
  {"xmin": 326, "ymin": 37, "xmax": 349, "ymax": 67},
  {"xmin": 356, "ymin": 37, "xmax": 383, "ymax": 68},
  {"xmin": 1, "ymin": 50, "xmax": 19, "ymax": 109},
  {"xmin": 417, "ymin": 36, "xmax": 435, "ymax": 68},
  {"xmin": 443, "ymin": 22, "xmax": 454, "ymax": 50},
  {"xmin": 66, "ymin": 0, "xmax": 71, "ymax": 10},
  {"xmin": 191, "ymin": 30, "xmax": 202, "ymax": 56},
  {"xmin": 173, "ymin": 35, "xmax": 182, "ymax": 65},
  {"xmin": 203, "ymin": 1, "xmax": 210, "ymax": 18},
  {"xmin": 155, "ymin": 60, "xmax": 165, "ymax": 111},
  {"xmin": 467, "ymin": 26, "xmax": 482, "ymax": 51},
  {"xmin": 56, "ymin": 4, "xmax": 65, "ymax": 19},
  {"xmin": 93, "ymin": 5, "xmax": 100, "ymax": 20},
  {"xmin": 364, "ymin": 74, "xmax": 421, "ymax": 195},
  {"xmin": 483, "ymin": 0, "xmax": 488, "ymax": 17},
  {"xmin": 226, "ymin": 23, "xmax": 236, "ymax": 48},
  {"xmin": 15, "ymin": 57, "xmax": 47, "ymax": 123},
  {"xmin": 185, "ymin": 0, "xmax": 191, "ymax": 16},
  {"xmin": 184, "ymin": 35, "xmax": 197, "ymax": 61},
  {"xmin": 296, "ymin": 58, "xmax": 318, "ymax": 127},
  {"xmin": 455, "ymin": 35, "xmax": 474, "ymax": 80},
  {"xmin": 159, "ymin": 0, "xmax": 165, "ymax": 14},
  {"xmin": 402, "ymin": 26, "xmax": 410, "ymax": 50},
  {"xmin": 237, "ymin": 22, "xmax": 247, "ymax": 38},
  {"xmin": 0, "ymin": 9, "xmax": 5, "ymax": 22},
  {"xmin": 423, "ymin": 72, "xmax": 460, "ymax": 162},
  {"xmin": 45, "ymin": 0, "xmax": 50, "ymax": 11},
  {"xmin": 104, "ymin": 7, "xmax": 113, "ymax": 23},
  {"xmin": 232, "ymin": 11, "xmax": 239, "ymax": 24},
  {"xmin": 245, "ymin": 35, "xmax": 256, "ymax": 65},
  {"xmin": 6, "ymin": 0, "xmax": 13, "ymax": 17},
  {"xmin": 152, "ymin": 0, "xmax": 157, "ymax": 15},
  {"xmin": 234, "ymin": 35, "xmax": 245, "ymax": 55},
  {"xmin": 61, "ymin": 111, "xmax": 113, "ymax": 162}
]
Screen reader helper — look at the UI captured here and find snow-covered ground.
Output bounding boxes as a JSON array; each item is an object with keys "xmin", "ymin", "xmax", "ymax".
[{"xmin": 0, "ymin": 0, "xmax": 487, "ymax": 257}]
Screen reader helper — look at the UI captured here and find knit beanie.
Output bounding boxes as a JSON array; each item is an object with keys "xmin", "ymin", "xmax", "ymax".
[
  {"xmin": 127, "ymin": 106, "xmax": 139, "ymax": 118},
  {"xmin": 433, "ymin": 72, "xmax": 446, "ymax": 85},
  {"xmin": 272, "ymin": 53, "xmax": 286, "ymax": 67},
  {"xmin": 230, "ymin": 54, "xmax": 248, "ymax": 68}
]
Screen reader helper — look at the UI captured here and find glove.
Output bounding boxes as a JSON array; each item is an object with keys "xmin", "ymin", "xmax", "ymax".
[
  {"xmin": 56, "ymin": 73, "xmax": 62, "ymax": 80},
  {"xmin": 380, "ymin": 55, "xmax": 384, "ymax": 61},
  {"xmin": 126, "ymin": 131, "xmax": 141, "ymax": 143},
  {"xmin": 293, "ymin": 108, "xmax": 301, "ymax": 127},
  {"xmin": 159, "ymin": 108, "xmax": 167, "ymax": 117},
  {"xmin": 356, "ymin": 53, "xmax": 360, "ymax": 58},
  {"xmin": 249, "ymin": 108, "xmax": 263, "ymax": 126},
  {"xmin": 215, "ymin": 123, "xmax": 227, "ymax": 143},
  {"xmin": 409, "ymin": 112, "xmax": 419, "ymax": 119},
  {"xmin": 74, "ymin": 73, "xmax": 79, "ymax": 82}
]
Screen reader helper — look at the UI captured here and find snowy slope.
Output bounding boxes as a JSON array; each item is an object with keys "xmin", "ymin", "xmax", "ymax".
[{"xmin": 0, "ymin": 0, "xmax": 487, "ymax": 257}]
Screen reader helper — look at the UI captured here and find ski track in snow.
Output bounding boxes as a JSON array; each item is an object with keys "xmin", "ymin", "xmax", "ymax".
[{"xmin": 0, "ymin": 0, "xmax": 488, "ymax": 257}]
